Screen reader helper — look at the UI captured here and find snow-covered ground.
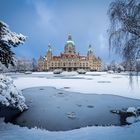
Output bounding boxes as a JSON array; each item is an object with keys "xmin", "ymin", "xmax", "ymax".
[
  {"xmin": 0, "ymin": 119, "xmax": 140, "ymax": 140},
  {"xmin": 13, "ymin": 72, "xmax": 140, "ymax": 99},
  {"xmin": 1, "ymin": 72, "xmax": 140, "ymax": 140}
]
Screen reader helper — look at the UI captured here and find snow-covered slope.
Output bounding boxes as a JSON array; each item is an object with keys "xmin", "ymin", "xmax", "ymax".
[{"xmin": 0, "ymin": 74, "xmax": 27, "ymax": 111}]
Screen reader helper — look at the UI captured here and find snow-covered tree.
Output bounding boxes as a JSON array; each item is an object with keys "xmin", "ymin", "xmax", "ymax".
[
  {"xmin": 101, "ymin": 63, "xmax": 108, "ymax": 71},
  {"xmin": 109, "ymin": 60, "xmax": 117, "ymax": 72},
  {"xmin": 121, "ymin": 60, "xmax": 136, "ymax": 71},
  {"xmin": 0, "ymin": 21, "xmax": 27, "ymax": 111},
  {"xmin": 16, "ymin": 58, "xmax": 37, "ymax": 72},
  {"xmin": 0, "ymin": 57, "xmax": 38, "ymax": 72},
  {"xmin": 0, "ymin": 21, "xmax": 26, "ymax": 67},
  {"xmin": 116, "ymin": 64, "xmax": 125, "ymax": 73},
  {"xmin": 0, "ymin": 74, "xmax": 27, "ymax": 111},
  {"xmin": 0, "ymin": 62, "xmax": 7, "ymax": 73},
  {"xmin": 108, "ymin": 0, "xmax": 140, "ymax": 70},
  {"xmin": 32, "ymin": 58, "xmax": 37, "ymax": 71},
  {"xmin": 107, "ymin": 61, "xmax": 125, "ymax": 73}
]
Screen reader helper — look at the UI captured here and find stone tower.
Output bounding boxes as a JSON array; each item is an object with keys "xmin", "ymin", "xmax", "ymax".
[
  {"xmin": 46, "ymin": 44, "xmax": 52, "ymax": 60},
  {"xmin": 87, "ymin": 44, "xmax": 93, "ymax": 60}
]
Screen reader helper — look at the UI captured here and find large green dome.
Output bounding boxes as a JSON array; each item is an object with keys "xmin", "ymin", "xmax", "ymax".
[
  {"xmin": 65, "ymin": 34, "xmax": 75, "ymax": 47},
  {"xmin": 64, "ymin": 34, "xmax": 76, "ymax": 54}
]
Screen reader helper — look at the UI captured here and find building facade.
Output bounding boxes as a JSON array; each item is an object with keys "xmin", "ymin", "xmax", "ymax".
[{"xmin": 38, "ymin": 35, "xmax": 102, "ymax": 71}]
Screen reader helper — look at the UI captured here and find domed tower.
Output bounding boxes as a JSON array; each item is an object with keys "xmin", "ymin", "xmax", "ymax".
[
  {"xmin": 46, "ymin": 44, "xmax": 52, "ymax": 60},
  {"xmin": 64, "ymin": 34, "xmax": 76, "ymax": 54},
  {"xmin": 87, "ymin": 44, "xmax": 93, "ymax": 60}
]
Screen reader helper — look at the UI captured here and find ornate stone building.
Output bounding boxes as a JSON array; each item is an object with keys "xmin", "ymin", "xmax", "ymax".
[{"xmin": 38, "ymin": 35, "xmax": 102, "ymax": 71}]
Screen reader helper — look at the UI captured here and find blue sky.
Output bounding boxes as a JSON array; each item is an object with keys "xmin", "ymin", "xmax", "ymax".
[{"xmin": 0, "ymin": 0, "xmax": 120, "ymax": 63}]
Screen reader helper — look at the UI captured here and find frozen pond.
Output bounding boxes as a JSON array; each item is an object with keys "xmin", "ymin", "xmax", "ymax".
[
  {"xmin": 13, "ymin": 87, "xmax": 140, "ymax": 131},
  {"xmin": 12, "ymin": 72, "xmax": 140, "ymax": 99}
]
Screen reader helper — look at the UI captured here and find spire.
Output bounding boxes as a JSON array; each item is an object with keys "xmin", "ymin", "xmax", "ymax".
[
  {"xmin": 39, "ymin": 55, "xmax": 44, "ymax": 60},
  {"xmin": 87, "ymin": 44, "xmax": 93, "ymax": 58},
  {"xmin": 88, "ymin": 44, "xmax": 93, "ymax": 52},
  {"xmin": 46, "ymin": 43, "xmax": 52, "ymax": 60},
  {"xmin": 47, "ymin": 43, "xmax": 52, "ymax": 52},
  {"xmin": 89, "ymin": 44, "xmax": 92, "ymax": 48},
  {"xmin": 68, "ymin": 34, "xmax": 72, "ymax": 40}
]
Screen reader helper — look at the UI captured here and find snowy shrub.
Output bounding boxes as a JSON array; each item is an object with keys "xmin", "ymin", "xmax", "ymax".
[
  {"xmin": 77, "ymin": 69, "xmax": 87, "ymax": 74},
  {"xmin": 0, "ymin": 74, "xmax": 27, "ymax": 111},
  {"xmin": 53, "ymin": 69, "xmax": 63, "ymax": 74}
]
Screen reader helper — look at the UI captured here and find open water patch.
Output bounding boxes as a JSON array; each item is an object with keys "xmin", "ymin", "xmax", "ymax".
[{"xmin": 10, "ymin": 87, "xmax": 140, "ymax": 131}]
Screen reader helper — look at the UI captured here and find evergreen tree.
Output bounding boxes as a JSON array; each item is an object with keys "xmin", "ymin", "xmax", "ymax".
[{"xmin": 0, "ymin": 21, "xmax": 26, "ymax": 67}]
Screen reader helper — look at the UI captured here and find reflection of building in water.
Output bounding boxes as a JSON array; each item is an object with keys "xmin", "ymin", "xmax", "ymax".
[{"xmin": 38, "ymin": 34, "xmax": 102, "ymax": 71}]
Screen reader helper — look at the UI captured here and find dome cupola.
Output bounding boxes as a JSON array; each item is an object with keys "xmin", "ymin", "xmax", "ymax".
[{"xmin": 64, "ymin": 34, "xmax": 76, "ymax": 54}]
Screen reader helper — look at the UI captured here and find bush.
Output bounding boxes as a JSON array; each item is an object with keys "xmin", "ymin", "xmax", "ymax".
[{"xmin": 0, "ymin": 74, "xmax": 27, "ymax": 111}]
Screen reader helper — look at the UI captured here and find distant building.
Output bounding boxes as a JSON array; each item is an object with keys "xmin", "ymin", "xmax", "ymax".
[{"xmin": 38, "ymin": 34, "xmax": 102, "ymax": 71}]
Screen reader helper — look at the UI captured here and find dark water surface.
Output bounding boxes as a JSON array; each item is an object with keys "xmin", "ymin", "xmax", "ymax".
[{"xmin": 12, "ymin": 87, "xmax": 140, "ymax": 131}]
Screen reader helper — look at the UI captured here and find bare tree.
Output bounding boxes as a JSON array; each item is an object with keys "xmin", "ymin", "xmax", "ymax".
[{"xmin": 108, "ymin": 0, "xmax": 140, "ymax": 70}]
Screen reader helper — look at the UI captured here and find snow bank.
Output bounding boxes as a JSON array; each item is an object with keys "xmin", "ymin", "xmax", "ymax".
[
  {"xmin": 126, "ymin": 107, "xmax": 140, "ymax": 124},
  {"xmin": 0, "ymin": 74, "xmax": 27, "ymax": 111},
  {"xmin": 126, "ymin": 116, "xmax": 140, "ymax": 124},
  {"xmin": 127, "ymin": 107, "xmax": 137, "ymax": 114},
  {"xmin": 0, "ymin": 120, "xmax": 140, "ymax": 140}
]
